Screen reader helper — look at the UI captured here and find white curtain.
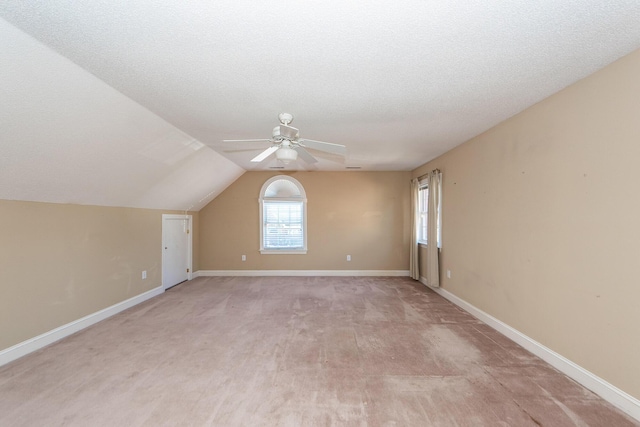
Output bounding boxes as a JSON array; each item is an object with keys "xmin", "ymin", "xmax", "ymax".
[
  {"xmin": 426, "ymin": 170, "xmax": 442, "ymax": 287},
  {"xmin": 409, "ymin": 178, "xmax": 420, "ymax": 280}
]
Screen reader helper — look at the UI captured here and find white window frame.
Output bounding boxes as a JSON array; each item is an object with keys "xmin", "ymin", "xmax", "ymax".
[
  {"xmin": 418, "ymin": 182, "xmax": 429, "ymax": 245},
  {"xmin": 259, "ymin": 175, "xmax": 307, "ymax": 254},
  {"xmin": 417, "ymin": 180, "xmax": 441, "ymax": 248}
]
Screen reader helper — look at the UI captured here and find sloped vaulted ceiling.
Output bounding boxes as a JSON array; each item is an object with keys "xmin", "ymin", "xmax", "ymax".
[
  {"xmin": 1, "ymin": 2, "xmax": 640, "ymax": 211},
  {"xmin": 0, "ymin": 18, "xmax": 244, "ymax": 211}
]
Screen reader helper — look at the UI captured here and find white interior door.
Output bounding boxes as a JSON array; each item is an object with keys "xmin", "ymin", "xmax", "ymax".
[{"xmin": 162, "ymin": 214, "xmax": 192, "ymax": 290}]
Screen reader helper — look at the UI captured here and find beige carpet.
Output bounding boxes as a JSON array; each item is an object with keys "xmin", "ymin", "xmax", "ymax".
[{"xmin": 0, "ymin": 276, "xmax": 636, "ymax": 426}]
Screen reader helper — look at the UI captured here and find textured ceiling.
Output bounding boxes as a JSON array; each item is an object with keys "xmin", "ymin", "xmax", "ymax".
[{"xmin": 1, "ymin": 1, "xmax": 640, "ymax": 208}]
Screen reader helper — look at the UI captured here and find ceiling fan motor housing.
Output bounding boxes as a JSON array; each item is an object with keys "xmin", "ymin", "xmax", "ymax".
[{"xmin": 273, "ymin": 125, "xmax": 299, "ymax": 141}]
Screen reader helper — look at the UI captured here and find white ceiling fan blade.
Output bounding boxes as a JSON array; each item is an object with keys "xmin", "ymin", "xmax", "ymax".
[
  {"xmin": 251, "ymin": 146, "xmax": 279, "ymax": 162},
  {"xmin": 294, "ymin": 146, "xmax": 319, "ymax": 164},
  {"xmin": 299, "ymin": 139, "xmax": 347, "ymax": 155},
  {"xmin": 223, "ymin": 148, "xmax": 265, "ymax": 153},
  {"xmin": 223, "ymin": 138, "xmax": 272, "ymax": 143}
]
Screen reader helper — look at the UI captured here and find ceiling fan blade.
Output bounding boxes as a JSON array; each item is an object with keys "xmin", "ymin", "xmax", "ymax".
[
  {"xmin": 294, "ymin": 146, "xmax": 319, "ymax": 164},
  {"xmin": 223, "ymin": 148, "xmax": 265, "ymax": 153},
  {"xmin": 298, "ymin": 139, "xmax": 347, "ymax": 155},
  {"xmin": 251, "ymin": 146, "xmax": 279, "ymax": 162},
  {"xmin": 223, "ymin": 139, "xmax": 272, "ymax": 143}
]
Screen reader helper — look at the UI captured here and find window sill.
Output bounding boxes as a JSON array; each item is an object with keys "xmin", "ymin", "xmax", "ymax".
[
  {"xmin": 260, "ymin": 249, "xmax": 307, "ymax": 255},
  {"xmin": 418, "ymin": 243, "xmax": 442, "ymax": 253}
]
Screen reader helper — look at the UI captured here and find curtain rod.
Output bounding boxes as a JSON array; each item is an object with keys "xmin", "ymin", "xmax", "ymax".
[{"xmin": 417, "ymin": 168, "xmax": 440, "ymax": 181}]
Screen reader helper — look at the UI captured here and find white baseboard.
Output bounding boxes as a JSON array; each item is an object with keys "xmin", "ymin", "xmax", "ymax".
[
  {"xmin": 419, "ymin": 277, "xmax": 640, "ymax": 422},
  {"xmin": 0, "ymin": 286, "xmax": 164, "ymax": 367},
  {"xmin": 197, "ymin": 270, "xmax": 410, "ymax": 277}
]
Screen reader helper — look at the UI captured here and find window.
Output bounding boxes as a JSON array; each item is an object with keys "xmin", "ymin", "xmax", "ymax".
[
  {"xmin": 418, "ymin": 184, "xmax": 429, "ymax": 243},
  {"xmin": 263, "ymin": 201, "xmax": 303, "ymax": 249},
  {"xmin": 259, "ymin": 176, "xmax": 307, "ymax": 254},
  {"xmin": 418, "ymin": 181, "xmax": 441, "ymax": 247}
]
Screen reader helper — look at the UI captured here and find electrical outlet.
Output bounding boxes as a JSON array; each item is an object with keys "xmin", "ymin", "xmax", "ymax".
[
  {"xmin": 447, "ymin": 270, "xmax": 451, "ymax": 279},
  {"xmin": 142, "ymin": 270, "xmax": 147, "ymax": 279},
  {"xmin": 241, "ymin": 255, "xmax": 246, "ymax": 261},
  {"xmin": 346, "ymin": 255, "xmax": 351, "ymax": 261}
]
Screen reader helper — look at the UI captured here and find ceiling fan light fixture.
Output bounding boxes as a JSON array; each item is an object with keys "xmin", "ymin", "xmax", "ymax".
[{"xmin": 276, "ymin": 147, "xmax": 298, "ymax": 164}]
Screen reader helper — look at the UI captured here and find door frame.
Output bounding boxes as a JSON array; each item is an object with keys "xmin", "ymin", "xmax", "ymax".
[{"xmin": 161, "ymin": 214, "xmax": 193, "ymax": 290}]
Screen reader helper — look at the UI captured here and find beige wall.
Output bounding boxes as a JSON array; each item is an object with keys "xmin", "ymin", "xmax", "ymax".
[
  {"xmin": 413, "ymin": 49, "xmax": 640, "ymax": 399},
  {"xmin": 199, "ymin": 171, "xmax": 410, "ymax": 271},
  {"xmin": 0, "ymin": 200, "xmax": 169, "ymax": 351}
]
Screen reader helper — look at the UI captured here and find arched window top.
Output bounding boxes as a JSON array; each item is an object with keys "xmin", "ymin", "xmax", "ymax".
[{"xmin": 260, "ymin": 175, "xmax": 306, "ymax": 199}]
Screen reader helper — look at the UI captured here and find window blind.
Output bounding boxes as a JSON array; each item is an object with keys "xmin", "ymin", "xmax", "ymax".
[
  {"xmin": 263, "ymin": 201, "xmax": 304, "ymax": 249},
  {"xmin": 418, "ymin": 186, "xmax": 429, "ymax": 243},
  {"xmin": 418, "ymin": 183, "xmax": 441, "ymax": 248}
]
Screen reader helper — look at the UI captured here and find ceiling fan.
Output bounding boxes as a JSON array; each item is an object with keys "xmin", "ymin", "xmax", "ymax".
[{"xmin": 223, "ymin": 113, "xmax": 347, "ymax": 164}]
